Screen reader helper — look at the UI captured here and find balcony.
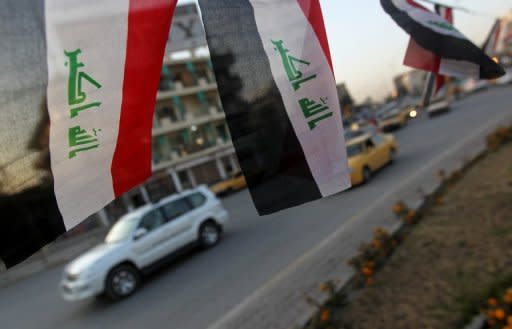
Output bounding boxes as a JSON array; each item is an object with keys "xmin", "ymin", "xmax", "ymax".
[
  {"xmin": 151, "ymin": 139, "xmax": 234, "ymax": 172},
  {"xmin": 152, "ymin": 106, "xmax": 225, "ymax": 136},
  {"xmin": 157, "ymin": 79, "xmax": 218, "ymax": 101}
]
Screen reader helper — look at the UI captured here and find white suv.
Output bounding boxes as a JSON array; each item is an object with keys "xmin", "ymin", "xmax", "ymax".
[{"xmin": 60, "ymin": 186, "xmax": 229, "ymax": 301}]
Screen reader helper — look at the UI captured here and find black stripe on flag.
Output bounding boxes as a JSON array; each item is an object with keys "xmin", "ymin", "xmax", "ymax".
[
  {"xmin": 381, "ymin": 0, "xmax": 505, "ymax": 79},
  {"xmin": 0, "ymin": 0, "xmax": 65, "ymax": 268},
  {"xmin": 198, "ymin": 0, "xmax": 322, "ymax": 215}
]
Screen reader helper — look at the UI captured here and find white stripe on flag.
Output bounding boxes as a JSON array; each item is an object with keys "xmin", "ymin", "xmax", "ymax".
[
  {"xmin": 391, "ymin": 0, "xmax": 465, "ymax": 39},
  {"xmin": 46, "ymin": 0, "xmax": 130, "ymax": 229},
  {"xmin": 250, "ymin": 0, "xmax": 350, "ymax": 196},
  {"xmin": 439, "ymin": 58, "xmax": 479, "ymax": 79}
]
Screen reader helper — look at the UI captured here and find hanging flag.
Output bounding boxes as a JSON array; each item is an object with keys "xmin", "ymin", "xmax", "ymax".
[
  {"xmin": 381, "ymin": 0, "xmax": 505, "ymax": 80},
  {"xmin": 404, "ymin": 4, "xmax": 453, "ymax": 95},
  {"xmin": 0, "ymin": 0, "xmax": 176, "ymax": 268},
  {"xmin": 198, "ymin": 0, "xmax": 350, "ymax": 215},
  {"xmin": 484, "ymin": 12, "xmax": 512, "ymax": 58}
]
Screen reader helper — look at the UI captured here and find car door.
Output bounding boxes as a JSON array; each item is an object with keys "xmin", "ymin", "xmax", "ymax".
[
  {"xmin": 160, "ymin": 197, "xmax": 194, "ymax": 252},
  {"xmin": 185, "ymin": 192, "xmax": 209, "ymax": 240},
  {"xmin": 131, "ymin": 210, "xmax": 166, "ymax": 268},
  {"xmin": 371, "ymin": 134, "xmax": 388, "ymax": 168},
  {"xmin": 364, "ymin": 139, "xmax": 380, "ymax": 170}
]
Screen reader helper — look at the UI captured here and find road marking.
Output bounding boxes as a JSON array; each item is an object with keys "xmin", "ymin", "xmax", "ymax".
[{"xmin": 206, "ymin": 110, "xmax": 512, "ymax": 329}]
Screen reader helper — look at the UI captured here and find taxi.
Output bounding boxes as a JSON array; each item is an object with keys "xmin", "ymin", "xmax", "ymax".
[
  {"xmin": 346, "ymin": 132, "xmax": 398, "ymax": 185},
  {"xmin": 210, "ymin": 171, "xmax": 247, "ymax": 196}
]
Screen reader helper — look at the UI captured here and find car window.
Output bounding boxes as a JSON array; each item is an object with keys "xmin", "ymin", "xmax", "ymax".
[
  {"xmin": 187, "ymin": 192, "xmax": 206, "ymax": 209},
  {"xmin": 138, "ymin": 210, "xmax": 165, "ymax": 233},
  {"xmin": 162, "ymin": 198, "xmax": 192, "ymax": 221},
  {"xmin": 371, "ymin": 134, "xmax": 385, "ymax": 146},
  {"xmin": 365, "ymin": 139, "xmax": 375, "ymax": 149},
  {"xmin": 347, "ymin": 143, "xmax": 364, "ymax": 158}
]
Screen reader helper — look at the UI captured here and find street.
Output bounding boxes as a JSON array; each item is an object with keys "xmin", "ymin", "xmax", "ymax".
[{"xmin": 1, "ymin": 86, "xmax": 511, "ymax": 329}]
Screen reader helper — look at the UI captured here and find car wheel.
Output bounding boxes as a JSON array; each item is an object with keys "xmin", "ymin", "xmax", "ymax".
[
  {"xmin": 105, "ymin": 264, "xmax": 140, "ymax": 301},
  {"xmin": 362, "ymin": 166, "xmax": 372, "ymax": 183},
  {"xmin": 199, "ymin": 221, "xmax": 221, "ymax": 248}
]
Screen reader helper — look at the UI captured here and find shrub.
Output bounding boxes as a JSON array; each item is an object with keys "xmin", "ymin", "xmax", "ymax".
[
  {"xmin": 482, "ymin": 287, "xmax": 512, "ymax": 329},
  {"xmin": 348, "ymin": 228, "xmax": 396, "ymax": 285},
  {"xmin": 486, "ymin": 126, "xmax": 512, "ymax": 151}
]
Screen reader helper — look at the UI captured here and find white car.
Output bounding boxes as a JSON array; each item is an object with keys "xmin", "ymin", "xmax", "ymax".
[{"xmin": 60, "ymin": 186, "xmax": 229, "ymax": 301}]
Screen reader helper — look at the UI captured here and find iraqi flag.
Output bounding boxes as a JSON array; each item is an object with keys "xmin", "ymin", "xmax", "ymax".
[
  {"xmin": 381, "ymin": 0, "xmax": 505, "ymax": 80},
  {"xmin": 404, "ymin": 4, "xmax": 453, "ymax": 95},
  {"xmin": 0, "ymin": 0, "xmax": 176, "ymax": 268},
  {"xmin": 484, "ymin": 19, "xmax": 504, "ymax": 57},
  {"xmin": 198, "ymin": 0, "xmax": 351, "ymax": 215}
]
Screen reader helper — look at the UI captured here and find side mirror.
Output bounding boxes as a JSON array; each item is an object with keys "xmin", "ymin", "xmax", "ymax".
[{"xmin": 133, "ymin": 228, "xmax": 148, "ymax": 240}]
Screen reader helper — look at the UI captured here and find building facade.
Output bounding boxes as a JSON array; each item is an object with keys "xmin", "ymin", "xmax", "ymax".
[
  {"xmin": 393, "ymin": 70, "xmax": 427, "ymax": 97},
  {"xmin": 102, "ymin": 55, "xmax": 239, "ymax": 221}
]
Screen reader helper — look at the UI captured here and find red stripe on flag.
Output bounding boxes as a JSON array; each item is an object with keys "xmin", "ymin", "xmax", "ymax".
[
  {"xmin": 444, "ymin": 8, "xmax": 453, "ymax": 24},
  {"xmin": 111, "ymin": 0, "xmax": 177, "ymax": 196},
  {"xmin": 434, "ymin": 74, "xmax": 445, "ymax": 94},
  {"xmin": 297, "ymin": 0, "xmax": 334, "ymax": 73},
  {"xmin": 404, "ymin": 39, "xmax": 441, "ymax": 73},
  {"xmin": 493, "ymin": 21, "xmax": 502, "ymax": 53},
  {"xmin": 406, "ymin": 0, "xmax": 428, "ymax": 11}
]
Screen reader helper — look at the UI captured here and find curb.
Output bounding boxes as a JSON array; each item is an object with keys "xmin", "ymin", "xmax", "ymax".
[{"xmin": 303, "ymin": 133, "xmax": 502, "ymax": 328}]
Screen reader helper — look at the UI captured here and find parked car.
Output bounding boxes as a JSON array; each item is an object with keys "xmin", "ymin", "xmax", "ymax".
[
  {"xmin": 210, "ymin": 171, "xmax": 247, "ymax": 196},
  {"xmin": 60, "ymin": 186, "xmax": 229, "ymax": 302},
  {"xmin": 346, "ymin": 132, "xmax": 398, "ymax": 185}
]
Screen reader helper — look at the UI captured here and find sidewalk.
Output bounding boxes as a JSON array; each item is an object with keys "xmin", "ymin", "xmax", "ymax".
[{"xmin": 0, "ymin": 227, "xmax": 107, "ymax": 288}]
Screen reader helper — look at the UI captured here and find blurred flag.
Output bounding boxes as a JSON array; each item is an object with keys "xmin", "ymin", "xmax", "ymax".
[
  {"xmin": 484, "ymin": 20, "xmax": 504, "ymax": 57},
  {"xmin": 0, "ymin": 0, "xmax": 176, "ymax": 268},
  {"xmin": 483, "ymin": 13, "xmax": 512, "ymax": 58},
  {"xmin": 404, "ymin": 4, "xmax": 453, "ymax": 95},
  {"xmin": 381, "ymin": 0, "xmax": 505, "ymax": 80},
  {"xmin": 198, "ymin": 0, "xmax": 350, "ymax": 215}
]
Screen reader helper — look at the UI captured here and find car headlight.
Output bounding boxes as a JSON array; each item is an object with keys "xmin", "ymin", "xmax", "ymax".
[{"xmin": 65, "ymin": 268, "xmax": 96, "ymax": 281}]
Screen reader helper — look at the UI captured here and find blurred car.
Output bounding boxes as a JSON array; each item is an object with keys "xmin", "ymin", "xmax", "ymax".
[
  {"xmin": 209, "ymin": 170, "xmax": 247, "ymax": 196},
  {"xmin": 377, "ymin": 107, "xmax": 408, "ymax": 132},
  {"xmin": 462, "ymin": 78, "xmax": 489, "ymax": 94},
  {"xmin": 346, "ymin": 132, "xmax": 398, "ymax": 185},
  {"xmin": 426, "ymin": 98, "xmax": 451, "ymax": 117},
  {"xmin": 345, "ymin": 123, "xmax": 379, "ymax": 141},
  {"xmin": 495, "ymin": 70, "xmax": 512, "ymax": 85},
  {"xmin": 60, "ymin": 186, "xmax": 229, "ymax": 302}
]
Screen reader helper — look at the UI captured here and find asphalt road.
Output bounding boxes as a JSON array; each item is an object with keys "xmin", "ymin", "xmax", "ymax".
[{"xmin": 1, "ymin": 86, "xmax": 511, "ymax": 329}]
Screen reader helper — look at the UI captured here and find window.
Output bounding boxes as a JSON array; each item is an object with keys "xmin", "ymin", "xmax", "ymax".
[
  {"xmin": 347, "ymin": 143, "xmax": 364, "ymax": 157},
  {"xmin": 138, "ymin": 210, "xmax": 165, "ymax": 233},
  {"xmin": 365, "ymin": 139, "xmax": 376, "ymax": 149},
  {"xmin": 162, "ymin": 198, "xmax": 191, "ymax": 221},
  {"xmin": 187, "ymin": 192, "xmax": 206, "ymax": 209},
  {"xmin": 371, "ymin": 134, "xmax": 385, "ymax": 146}
]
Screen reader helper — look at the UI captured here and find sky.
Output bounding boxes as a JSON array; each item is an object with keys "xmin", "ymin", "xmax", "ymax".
[{"xmin": 180, "ymin": 0, "xmax": 511, "ymax": 103}]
